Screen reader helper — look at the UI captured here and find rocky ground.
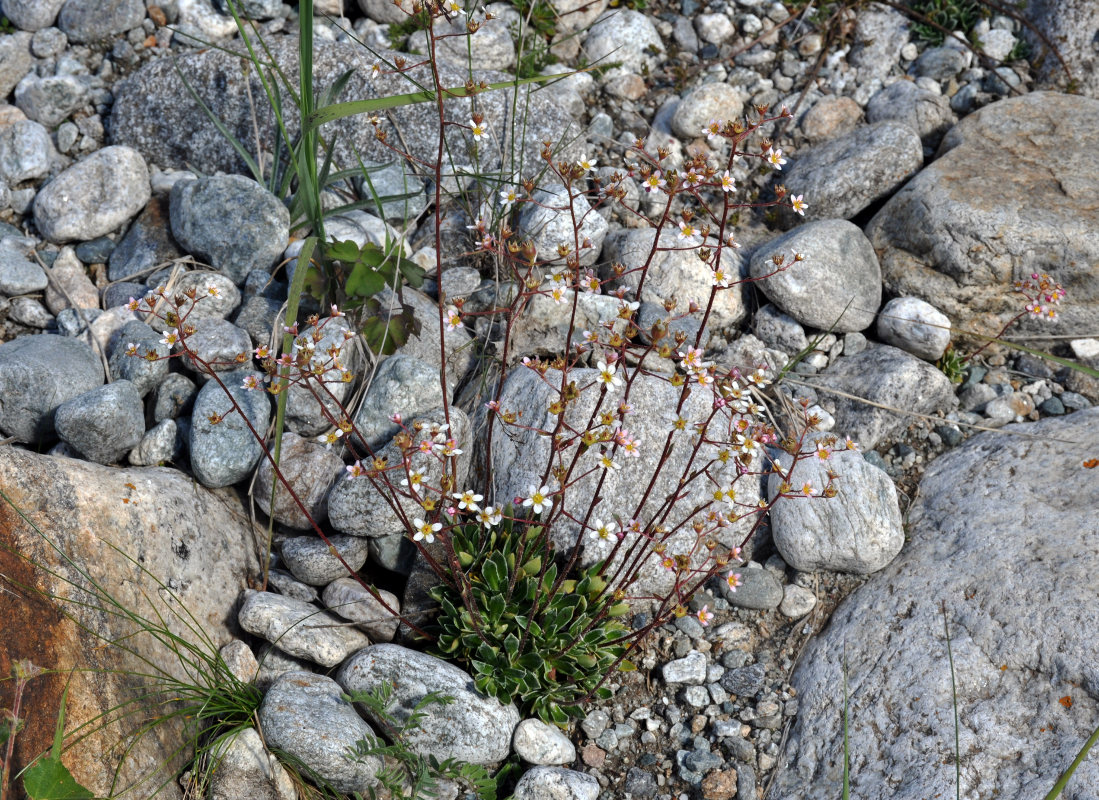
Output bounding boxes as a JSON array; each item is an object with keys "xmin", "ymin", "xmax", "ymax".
[{"xmin": 1, "ymin": 1, "xmax": 1099, "ymax": 799}]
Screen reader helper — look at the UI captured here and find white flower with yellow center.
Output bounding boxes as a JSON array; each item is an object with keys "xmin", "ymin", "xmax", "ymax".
[{"xmin": 412, "ymin": 518, "xmax": 442, "ymax": 543}]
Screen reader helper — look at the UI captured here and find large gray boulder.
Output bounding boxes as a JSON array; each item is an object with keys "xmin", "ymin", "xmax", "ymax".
[
  {"xmin": 337, "ymin": 644, "xmax": 521, "ymax": 764},
  {"xmin": 1023, "ymin": 0, "xmax": 1099, "ymax": 97},
  {"xmin": 768, "ymin": 409, "xmax": 1099, "ymax": 800},
  {"xmin": 189, "ymin": 368, "xmax": 272, "ymax": 488},
  {"xmin": 867, "ymin": 92, "xmax": 1099, "ymax": 340},
  {"xmin": 0, "ymin": 334, "xmax": 103, "ymax": 442}
]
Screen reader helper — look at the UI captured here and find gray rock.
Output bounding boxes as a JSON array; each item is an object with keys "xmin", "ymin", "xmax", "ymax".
[
  {"xmin": 280, "ymin": 534, "xmax": 369, "ymax": 586},
  {"xmin": 866, "ymin": 80, "xmax": 955, "ymax": 145},
  {"xmin": 782, "ymin": 121, "xmax": 923, "ymax": 224},
  {"xmin": 351, "ymin": 354, "xmax": 443, "ymax": 452},
  {"xmin": 583, "ymin": 10, "xmax": 664, "ymax": 76},
  {"xmin": 34, "ymin": 146, "xmax": 150, "ymax": 244},
  {"xmin": 152, "ymin": 372, "xmax": 196, "ymax": 421},
  {"xmin": 169, "ymin": 174, "xmax": 289, "ymax": 283},
  {"xmin": 867, "ymin": 92, "xmax": 1099, "ymax": 340},
  {"xmin": 189, "ymin": 368, "xmax": 271, "ymax": 487},
  {"xmin": 512, "ymin": 766, "xmax": 599, "ymax": 800},
  {"xmin": 768, "ymin": 434, "xmax": 904, "ymax": 573},
  {"xmin": 233, "ymin": 294, "xmax": 284, "ymax": 347},
  {"xmin": 2, "ymin": 0, "xmax": 66, "ymax": 31},
  {"xmin": 0, "ymin": 244, "xmax": 48, "ymax": 295},
  {"xmin": 108, "ymin": 319, "xmax": 169, "ymax": 397},
  {"xmin": 1023, "ymin": 1, "xmax": 1099, "ymax": 97},
  {"xmin": 356, "ymin": 160, "xmax": 428, "ymax": 222},
  {"xmin": 752, "ymin": 303, "xmax": 808, "ymax": 354},
  {"xmin": 207, "ymin": 727, "xmax": 295, "ymax": 800},
  {"xmin": 266, "ymin": 570, "xmax": 318, "ymax": 603},
  {"xmin": 54, "ymin": 380, "xmax": 145, "ymax": 464},
  {"xmin": 218, "ymin": 639, "xmax": 260, "ymax": 684},
  {"xmin": 624, "ymin": 766, "xmax": 658, "ymax": 799},
  {"xmin": 57, "ymin": 0, "xmax": 145, "ymax": 43},
  {"xmin": 356, "ymin": 0, "xmax": 413, "ymax": 24},
  {"xmin": 602, "ymin": 228, "xmax": 747, "ymax": 331},
  {"xmin": 128, "ymin": 418, "xmax": 184, "ymax": 466},
  {"xmin": 779, "ymin": 583, "xmax": 817, "ymax": 618},
  {"xmin": 258, "ymin": 672, "xmax": 381, "ymax": 794},
  {"xmin": 718, "ymin": 566, "xmax": 783, "ymax": 609},
  {"xmin": 367, "ymin": 533, "xmax": 416, "ymax": 575},
  {"xmin": 156, "ymin": 270, "xmax": 240, "ymax": 327},
  {"xmin": 662, "ymin": 651, "xmax": 708, "ymax": 685},
  {"xmin": 108, "ymin": 196, "xmax": 184, "ymax": 282},
  {"xmin": 0, "ymin": 334, "xmax": 103, "ymax": 441},
  {"xmin": 748, "ymin": 220, "xmax": 881, "ymax": 332},
  {"xmin": 377, "ymin": 286, "xmax": 474, "ymax": 396},
  {"xmin": 518, "ymin": 184, "xmax": 608, "ymax": 269},
  {"xmin": 976, "ymin": 27, "xmax": 1016, "ymax": 61},
  {"xmin": 338, "ymin": 644, "xmax": 521, "ymax": 764},
  {"xmin": 408, "ymin": 11, "xmax": 516, "ymax": 71},
  {"xmin": 30, "ymin": 26, "xmax": 67, "ymax": 58},
  {"xmin": 74, "ymin": 236, "xmax": 116, "ymax": 265},
  {"xmin": 177, "ymin": 318, "xmax": 253, "ymax": 379},
  {"xmin": 769, "ymin": 409, "xmax": 1099, "ymax": 800},
  {"xmin": 327, "ymin": 407, "xmax": 471, "ymax": 537},
  {"xmin": 913, "ymin": 46, "xmax": 967, "ymax": 80},
  {"xmin": 13, "ymin": 73, "xmax": 87, "ymax": 127},
  {"xmin": 800, "ymin": 95, "xmax": 863, "ymax": 144},
  {"xmin": 670, "ymin": 82, "xmax": 747, "ymax": 141},
  {"xmin": 238, "ymin": 590, "xmax": 370, "ymax": 667},
  {"xmin": 322, "ymin": 578, "xmax": 400, "ymax": 642},
  {"xmin": 876, "ymin": 296, "xmax": 951, "ymax": 361},
  {"xmin": 284, "ymin": 316, "xmax": 362, "ymax": 436},
  {"xmin": 0, "ymin": 119, "xmax": 53, "ymax": 184},
  {"xmin": 848, "ymin": 3, "xmax": 910, "ymax": 84},
  {"xmin": 8, "ymin": 296, "xmax": 53, "ymax": 327},
  {"xmin": 254, "ymin": 644, "xmax": 313, "ymax": 691},
  {"xmin": 719, "ymin": 663, "xmax": 765, "ymax": 697},
  {"xmin": 212, "ymin": 0, "xmax": 281, "ymax": 19},
  {"xmin": 485, "ymin": 366, "xmax": 761, "ymax": 598},
  {"xmin": 43, "ymin": 246, "xmax": 98, "ymax": 315},
  {"xmin": 814, "ymin": 345, "xmax": 956, "ymax": 450},
  {"xmin": 512, "ymin": 718, "xmax": 577, "ymax": 766},
  {"xmin": 255, "ymin": 431, "xmax": 344, "ymax": 530}
]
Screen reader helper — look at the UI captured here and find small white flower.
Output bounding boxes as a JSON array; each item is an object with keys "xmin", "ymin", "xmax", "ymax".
[
  {"xmin": 523, "ymin": 485, "xmax": 552, "ymax": 514},
  {"xmin": 719, "ymin": 170, "xmax": 735, "ymax": 193},
  {"xmin": 412, "ymin": 517, "xmax": 443, "ymax": 543},
  {"xmin": 789, "ymin": 194, "xmax": 808, "ymax": 216},
  {"xmin": 452, "ymin": 490, "xmax": 483, "ymax": 512},
  {"xmin": 469, "ymin": 118, "xmax": 487, "ymax": 142},
  {"xmin": 317, "ymin": 428, "xmax": 344, "ymax": 449},
  {"xmin": 577, "ymin": 156, "xmax": 597, "ymax": 173},
  {"xmin": 590, "ymin": 520, "xmax": 614, "ymax": 541},
  {"xmin": 596, "ymin": 360, "xmax": 623, "ymax": 391},
  {"xmin": 765, "ymin": 147, "xmax": 787, "ymax": 170},
  {"xmin": 499, "ymin": 187, "xmax": 520, "ymax": 209}
]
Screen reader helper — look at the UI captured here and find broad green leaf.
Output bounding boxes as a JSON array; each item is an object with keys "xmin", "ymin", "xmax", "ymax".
[{"xmin": 23, "ymin": 759, "xmax": 93, "ymax": 800}]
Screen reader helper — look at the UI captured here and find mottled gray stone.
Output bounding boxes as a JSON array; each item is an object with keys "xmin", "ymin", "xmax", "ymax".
[
  {"xmin": 33, "ymin": 146, "xmax": 150, "ymax": 243},
  {"xmin": 367, "ymin": 533, "xmax": 416, "ymax": 575},
  {"xmin": 662, "ymin": 651, "xmax": 708, "ymax": 685},
  {"xmin": 1024, "ymin": 0, "xmax": 1099, "ymax": 96},
  {"xmin": 782, "ymin": 121, "xmax": 922, "ymax": 224},
  {"xmin": 238, "ymin": 591, "xmax": 370, "ymax": 667},
  {"xmin": 719, "ymin": 663, "xmax": 765, "ymax": 697},
  {"xmin": 0, "ymin": 244, "xmax": 47, "ymax": 295},
  {"xmin": 351, "ymin": 354, "xmax": 443, "ymax": 451},
  {"xmin": 0, "ymin": 119, "xmax": 53, "ymax": 184},
  {"xmin": 54, "ymin": 380, "xmax": 145, "ymax": 464},
  {"xmin": 512, "ymin": 719, "xmax": 577, "ymax": 766},
  {"xmin": 280, "ymin": 535, "xmax": 369, "ymax": 586},
  {"xmin": 752, "ymin": 303, "xmax": 808, "ymax": 354},
  {"xmin": 767, "ymin": 435, "xmax": 904, "ymax": 574},
  {"xmin": 602, "ymin": 228, "xmax": 747, "ymax": 331},
  {"xmin": 876, "ymin": 296, "xmax": 951, "ymax": 361},
  {"xmin": 718, "ymin": 566, "xmax": 783, "ymax": 609},
  {"xmin": 583, "ymin": 10, "xmax": 664, "ymax": 76},
  {"xmin": 152, "ymin": 372, "xmax": 197, "ymax": 421},
  {"xmin": 258, "ymin": 672, "xmax": 381, "ymax": 794},
  {"xmin": 913, "ymin": 46, "xmax": 967, "ymax": 80},
  {"xmin": 338, "ymin": 644, "xmax": 521, "ymax": 764},
  {"xmin": 169, "ymin": 174, "xmax": 289, "ymax": 283},
  {"xmin": 108, "ymin": 319, "xmax": 169, "ymax": 397},
  {"xmin": 13, "ymin": 73, "xmax": 87, "ymax": 127},
  {"xmin": 322, "ymin": 578, "xmax": 400, "ymax": 642},
  {"xmin": 255, "ymin": 432, "xmax": 344, "ymax": 530},
  {"xmin": 218, "ymin": 639, "xmax": 260, "ymax": 684},
  {"xmin": 266, "ymin": 570, "xmax": 318, "ymax": 603},
  {"xmin": 233, "ymin": 294, "xmax": 284, "ymax": 347},
  {"xmin": 327, "ymin": 407, "xmax": 471, "ymax": 537},
  {"xmin": 867, "ymin": 92, "xmax": 1099, "ymax": 340},
  {"xmin": 748, "ymin": 220, "xmax": 881, "ymax": 332},
  {"xmin": 356, "ymin": 160, "xmax": 428, "ymax": 222},
  {"xmin": 517, "ymin": 184, "xmax": 608, "ymax": 269},
  {"xmin": 814, "ymin": 345, "xmax": 956, "ymax": 450},
  {"xmin": 189, "ymin": 368, "xmax": 271, "ymax": 487},
  {"xmin": 108, "ymin": 196, "xmax": 184, "ymax": 282},
  {"xmin": 284, "ymin": 316, "xmax": 362, "ymax": 436},
  {"xmin": 670, "ymin": 82, "xmax": 747, "ymax": 140},
  {"xmin": 30, "ymin": 26, "xmax": 67, "ymax": 58},
  {"xmin": 211, "ymin": 0, "xmax": 281, "ymax": 19},
  {"xmin": 0, "ymin": 334, "xmax": 102, "ymax": 441},
  {"xmin": 512, "ymin": 767, "xmax": 598, "ymax": 800},
  {"xmin": 207, "ymin": 727, "xmax": 295, "ymax": 800},
  {"xmin": 178, "ymin": 318, "xmax": 253, "ymax": 377},
  {"xmin": 408, "ymin": 10, "xmax": 516, "ymax": 71},
  {"xmin": 866, "ymin": 80, "xmax": 955, "ymax": 145},
  {"xmin": 156, "ymin": 270, "xmax": 240, "ymax": 327},
  {"xmin": 57, "ymin": 0, "xmax": 145, "ymax": 43},
  {"xmin": 769, "ymin": 409, "xmax": 1099, "ymax": 800},
  {"xmin": 1, "ymin": 0, "xmax": 66, "ymax": 32},
  {"xmin": 128, "ymin": 418, "xmax": 184, "ymax": 466},
  {"xmin": 8, "ymin": 296, "xmax": 53, "ymax": 327},
  {"xmin": 779, "ymin": 584, "xmax": 817, "ymax": 618},
  {"xmin": 848, "ymin": 3, "xmax": 910, "ymax": 83}
]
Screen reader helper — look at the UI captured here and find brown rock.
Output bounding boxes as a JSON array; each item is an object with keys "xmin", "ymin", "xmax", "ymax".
[
  {"xmin": 45, "ymin": 247, "xmax": 99, "ymax": 315},
  {"xmin": 580, "ymin": 742, "xmax": 606, "ymax": 768},
  {"xmin": 0, "ymin": 446, "xmax": 261, "ymax": 798},
  {"xmin": 799, "ymin": 95, "xmax": 862, "ymax": 143},
  {"xmin": 701, "ymin": 768, "xmax": 739, "ymax": 800}
]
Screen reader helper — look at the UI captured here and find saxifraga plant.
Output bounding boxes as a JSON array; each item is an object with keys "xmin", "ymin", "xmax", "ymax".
[{"xmin": 428, "ymin": 516, "xmax": 630, "ymax": 726}]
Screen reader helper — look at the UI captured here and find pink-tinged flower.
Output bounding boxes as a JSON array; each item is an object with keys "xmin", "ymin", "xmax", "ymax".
[
  {"xmin": 441, "ymin": 438, "xmax": 463, "ymax": 457},
  {"xmin": 523, "ymin": 484, "xmax": 552, "ymax": 514},
  {"xmin": 844, "ymin": 435, "xmax": 859, "ymax": 451},
  {"xmin": 697, "ymin": 604, "xmax": 714, "ymax": 626},
  {"xmin": 160, "ymin": 329, "xmax": 180, "ymax": 348},
  {"xmin": 452, "ymin": 490, "xmax": 483, "ymax": 512},
  {"xmin": 126, "ymin": 297, "xmax": 140, "ymax": 312},
  {"xmin": 330, "ymin": 304, "xmax": 346, "ymax": 317},
  {"xmin": 678, "ymin": 220, "xmax": 698, "ymax": 241},
  {"xmin": 444, "ymin": 305, "xmax": 462, "ymax": 332},
  {"xmin": 550, "ymin": 286, "xmax": 567, "ymax": 305},
  {"xmin": 389, "ymin": 412, "xmax": 403, "ymax": 425},
  {"xmin": 729, "ymin": 546, "xmax": 743, "ymax": 562},
  {"xmin": 469, "ymin": 119, "xmax": 487, "ymax": 142},
  {"xmin": 621, "ymin": 437, "xmax": 642, "ymax": 458},
  {"xmin": 283, "ymin": 323, "xmax": 299, "ymax": 336},
  {"xmin": 485, "ymin": 399, "xmax": 501, "ymax": 413},
  {"xmin": 254, "ymin": 345, "xmax": 270, "ymax": 359},
  {"xmin": 719, "ymin": 170, "xmax": 735, "ymax": 193},
  {"xmin": 317, "ymin": 428, "xmax": 344, "ymax": 449},
  {"xmin": 412, "ymin": 517, "xmax": 442, "ymax": 543},
  {"xmin": 703, "ymin": 119, "xmax": 723, "ymax": 140},
  {"xmin": 642, "ymin": 171, "xmax": 666, "ymax": 193},
  {"xmin": 726, "ymin": 571, "xmax": 742, "ymax": 592},
  {"xmin": 681, "ymin": 169, "xmax": 703, "ymax": 188},
  {"xmin": 346, "ymin": 460, "xmax": 365, "ymax": 478},
  {"xmin": 765, "ymin": 147, "xmax": 787, "ymax": 170},
  {"xmin": 789, "ymin": 194, "xmax": 808, "ymax": 216},
  {"xmin": 661, "ymin": 555, "xmax": 676, "ymax": 572},
  {"xmin": 801, "ymin": 481, "xmax": 814, "ymax": 495}
]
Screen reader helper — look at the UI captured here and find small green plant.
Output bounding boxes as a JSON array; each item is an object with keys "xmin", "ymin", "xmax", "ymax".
[
  {"xmin": 428, "ymin": 516, "xmax": 630, "ymax": 727},
  {"xmin": 936, "ymin": 344, "xmax": 967, "ymax": 384},
  {"xmin": 19, "ymin": 680, "xmax": 93, "ymax": 800},
  {"xmin": 907, "ymin": 0, "xmax": 988, "ymax": 45},
  {"xmin": 344, "ymin": 683, "xmax": 507, "ymax": 799}
]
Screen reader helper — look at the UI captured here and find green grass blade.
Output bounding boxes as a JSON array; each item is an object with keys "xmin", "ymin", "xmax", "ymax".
[{"xmin": 1045, "ymin": 722, "xmax": 1099, "ymax": 800}]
